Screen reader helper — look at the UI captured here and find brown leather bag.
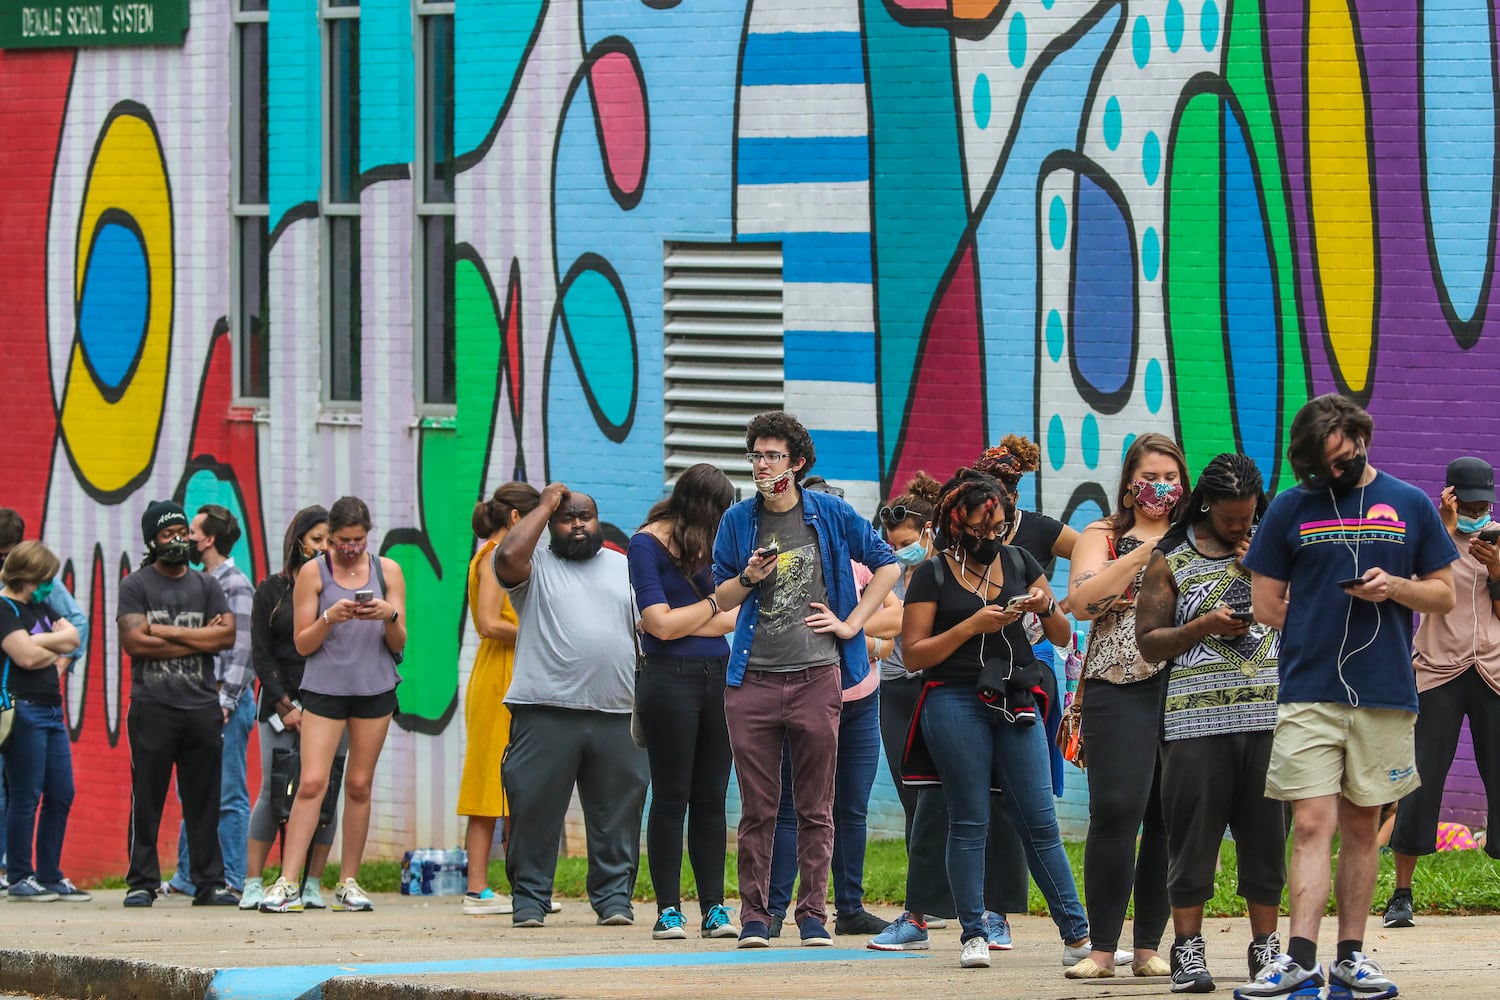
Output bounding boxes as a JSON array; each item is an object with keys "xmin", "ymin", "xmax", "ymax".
[{"xmin": 1055, "ymin": 678, "xmax": 1086, "ymax": 769}]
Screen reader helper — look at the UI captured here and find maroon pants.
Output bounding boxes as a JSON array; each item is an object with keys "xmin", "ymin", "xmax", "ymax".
[{"xmin": 725, "ymin": 665, "xmax": 842, "ymax": 927}]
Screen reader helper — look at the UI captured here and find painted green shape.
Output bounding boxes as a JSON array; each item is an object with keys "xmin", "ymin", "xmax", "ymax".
[
  {"xmin": 865, "ymin": 0, "xmax": 970, "ymax": 472},
  {"xmin": 1166, "ymin": 92, "xmax": 1238, "ymax": 471},
  {"xmin": 560, "ymin": 268, "xmax": 636, "ymax": 432},
  {"xmin": 383, "ymin": 257, "xmax": 502, "ymax": 724},
  {"xmin": 1222, "ymin": 0, "xmax": 1308, "ymax": 493}
]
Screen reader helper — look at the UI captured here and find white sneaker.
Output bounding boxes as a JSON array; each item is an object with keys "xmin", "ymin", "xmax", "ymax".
[
  {"xmin": 549, "ymin": 899, "xmax": 563, "ymax": 913},
  {"xmin": 257, "ymin": 876, "xmax": 303, "ymax": 913},
  {"xmin": 333, "ymin": 877, "xmax": 373, "ymax": 912},
  {"xmin": 960, "ymin": 936, "xmax": 992, "ymax": 968},
  {"xmin": 463, "ymin": 888, "xmax": 513, "ymax": 915},
  {"xmin": 1061, "ymin": 940, "xmax": 1134, "ymax": 967},
  {"xmin": 238, "ymin": 879, "xmax": 264, "ymax": 910}
]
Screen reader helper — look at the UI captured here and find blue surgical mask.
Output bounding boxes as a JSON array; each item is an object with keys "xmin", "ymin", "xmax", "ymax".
[
  {"xmin": 893, "ymin": 538, "xmax": 929, "ymax": 567},
  {"xmin": 32, "ymin": 579, "xmax": 54, "ymax": 601},
  {"xmin": 1458, "ymin": 513, "xmax": 1493, "ymax": 535}
]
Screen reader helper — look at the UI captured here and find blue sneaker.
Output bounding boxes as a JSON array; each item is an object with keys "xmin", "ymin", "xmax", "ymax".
[
  {"xmin": 799, "ymin": 916, "xmax": 833, "ymax": 947},
  {"xmin": 5, "ymin": 876, "xmax": 58, "ymax": 902},
  {"xmin": 1233, "ymin": 954, "xmax": 1325, "ymax": 999},
  {"xmin": 1328, "ymin": 953, "xmax": 1398, "ymax": 1000},
  {"xmin": 652, "ymin": 905, "xmax": 688, "ymax": 940},
  {"xmin": 738, "ymin": 919, "xmax": 770, "ymax": 949},
  {"xmin": 701, "ymin": 903, "xmax": 738, "ymax": 938},
  {"xmin": 982, "ymin": 911, "xmax": 1013, "ymax": 951},
  {"xmin": 867, "ymin": 912, "xmax": 930, "ymax": 951}
]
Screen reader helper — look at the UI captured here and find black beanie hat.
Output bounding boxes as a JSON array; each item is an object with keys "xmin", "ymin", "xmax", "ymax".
[{"xmin": 141, "ymin": 500, "xmax": 188, "ymax": 544}]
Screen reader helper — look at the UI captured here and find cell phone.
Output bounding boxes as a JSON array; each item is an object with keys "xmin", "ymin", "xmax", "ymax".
[
  {"xmin": 268, "ymin": 713, "xmax": 285, "ymax": 733},
  {"xmin": 755, "ymin": 546, "xmax": 779, "ymax": 561},
  {"xmin": 1229, "ymin": 610, "xmax": 1255, "ymax": 622},
  {"xmin": 354, "ymin": 589, "xmax": 374, "ymax": 603},
  {"xmin": 1336, "ymin": 577, "xmax": 1367, "ymax": 590},
  {"xmin": 1479, "ymin": 527, "xmax": 1500, "ymax": 544},
  {"xmin": 1004, "ymin": 594, "xmax": 1031, "ymax": 611}
]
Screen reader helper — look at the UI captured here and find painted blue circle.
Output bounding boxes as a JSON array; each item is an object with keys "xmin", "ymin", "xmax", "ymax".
[
  {"xmin": 1046, "ymin": 309, "xmax": 1065, "ymax": 362},
  {"xmin": 78, "ymin": 220, "xmax": 150, "ymax": 390},
  {"xmin": 1132, "ymin": 15, "xmax": 1152, "ymax": 69},
  {"xmin": 1009, "ymin": 13, "xmax": 1028, "ymax": 69},
  {"xmin": 1201, "ymin": 0, "xmax": 1221, "ymax": 52},
  {"xmin": 1164, "ymin": 0, "xmax": 1185, "ymax": 52},
  {"xmin": 1145, "ymin": 358, "xmax": 1164, "ymax": 413},
  {"xmin": 1142, "ymin": 130, "xmax": 1162, "ymax": 185},
  {"xmin": 1048, "ymin": 414, "xmax": 1066, "ymax": 470},
  {"xmin": 1049, "ymin": 195, "xmax": 1068, "ymax": 251},
  {"xmin": 973, "ymin": 73, "xmax": 992, "ymax": 130},
  {"xmin": 1041, "ymin": 0, "xmax": 1054, "ymax": 8},
  {"xmin": 1142, "ymin": 226, "xmax": 1161, "ymax": 282},
  {"xmin": 1103, "ymin": 96, "xmax": 1122, "ymax": 151},
  {"xmin": 1122, "ymin": 432, "xmax": 1138, "ymax": 462},
  {"xmin": 1081, "ymin": 413, "xmax": 1100, "ymax": 469}
]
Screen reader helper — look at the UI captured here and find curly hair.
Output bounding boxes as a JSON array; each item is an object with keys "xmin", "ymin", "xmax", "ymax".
[
  {"xmin": 933, "ymin": 470, "xmax": 1014, "ymax": 550},
  {"xmin": 745, "ymin": 411, "xmax": 815, "ymax": 482},
  {"xmin": 879, "ymin": 471, "xmax": 943, "ymax": 532},
  {"xmin": 972, "ymin": 434, "xmax": 1042, "ymax": 495},
  {"xmin": 1166, "ymin": 453, "xmax": 1268, "ymax": 546}
]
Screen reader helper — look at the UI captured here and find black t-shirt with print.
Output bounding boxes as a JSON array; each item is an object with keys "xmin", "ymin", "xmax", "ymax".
[
  {"xmin": 903, "ymin": 546, "xmax": 1046, "ymax": 686},
  {"xmin": 0, "ymin": 597, "xmax": 62, "ymax": 706},
  {"xmin": 116, "ymin": 565, "xmax": 231, "ymax": 710}
]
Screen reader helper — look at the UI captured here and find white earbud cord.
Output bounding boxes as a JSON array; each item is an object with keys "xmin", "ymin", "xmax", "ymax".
[{"xmin": 1333, "ymin": 483, "xmax": 1377, "ymax": 708}]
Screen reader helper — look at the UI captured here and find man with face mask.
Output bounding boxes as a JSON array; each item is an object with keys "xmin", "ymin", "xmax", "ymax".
[
  {"xmin": 1241, "ymin": 396, "xmax": 1457, "ymax": 1000},
  {"xmin": 116, "ymin": 500, "xmax": 238, "ymax": 908},
  {"xmin": 492, "ymin": 483, "xmax": 647, "ymax": 928},
  {"xmin": 711, "ymin": 411, "xmax": 898, "ymax": 948}
]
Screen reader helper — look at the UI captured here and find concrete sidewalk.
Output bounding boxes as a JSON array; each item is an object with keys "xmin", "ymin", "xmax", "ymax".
[{"xmin": 0, "ymin": 892, "xmax": 1489, "ymax": 999}]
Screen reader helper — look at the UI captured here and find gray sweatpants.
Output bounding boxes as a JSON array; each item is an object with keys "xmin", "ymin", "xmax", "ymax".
[{"xmin": 502, "ymin": 705, "xmax": 649, "ymax": 921}]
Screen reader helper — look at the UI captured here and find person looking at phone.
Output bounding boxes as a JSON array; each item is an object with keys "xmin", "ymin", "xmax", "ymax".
[
  {"xmin": 1240, "ymin": 395, "xmax": 1456, "ymax": 1000},
  {"xmin": 711, "ymin": 411, "xmax": 898, "ymax": 949},
  {"xmin": 1382, "ymin": 456, "xmax": 1500, "ymax": 930},
  {"xmin": 1134, "ymin": 453, "xmax": 1285, "ymax": 993},
  {"xmin": 259, "ymin": 496, "xmax": 405, "ymax": 914}
]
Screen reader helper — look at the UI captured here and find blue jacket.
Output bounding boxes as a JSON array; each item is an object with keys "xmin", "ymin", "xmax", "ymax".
[
  {"xmin": 713, "ymin": 486, "xmax": 896, "ymax": 688},
  {"xmin": 46, "ymin": 575, "xmax": 88, "ymax": 664}
]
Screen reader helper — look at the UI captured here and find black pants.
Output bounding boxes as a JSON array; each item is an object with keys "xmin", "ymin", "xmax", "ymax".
[
  {"xmin": 1080, "ymin": 673, "xmax": 1170, "ymax": 953},
  {"xmin": 1391, "ymin": 668, "xmax": 1500, "ymax": 859},
  {"xmin": 125, "ymin": 700, "xmax": 225, "ymax": 895},
  {"xmin": 635, "ymin": 654, "xmax": 733, "ymax": 912}
]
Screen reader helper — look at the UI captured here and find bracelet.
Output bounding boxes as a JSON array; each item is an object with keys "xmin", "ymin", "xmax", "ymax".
[
  {"xmin": 872, "ymin": 637, "xmax": 886, "ymax": 659},
  {"xmin": 1488, "ymin": 577, "xmax": 1500, "ymax": 601},
  {"xmin": 1040, "ymin": 599, "xmax": 1056, "ymax": 619},
  {"xmin": 705, "ymin": 595, "xmax": 719, "ymax": 615},
  {"xmin": 322, "ymin": 609, "xmax": 331, "ymax": 626}
]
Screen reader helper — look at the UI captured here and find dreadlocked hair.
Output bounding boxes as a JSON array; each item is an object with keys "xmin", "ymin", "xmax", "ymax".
[
  {"xmin": 933, "ymin": 469, "xmax": 1014, "ymax": 550},
  {"xmin": 1166, "ymin": 452, "xmax": 1268, "ymax": 545},
  {"xmin": 973, "ymin": 434, "xmax": 1042, "ymax": 495}
]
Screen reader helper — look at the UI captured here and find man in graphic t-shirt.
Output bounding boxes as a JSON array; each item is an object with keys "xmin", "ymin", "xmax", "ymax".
[
  {"xmin": 1240, "ymin": 395, "xmax": 1457, "ymax": 1000},
  {"xmin": 713, "ymin": 411, "xmax": 898, "ymax": 948}
]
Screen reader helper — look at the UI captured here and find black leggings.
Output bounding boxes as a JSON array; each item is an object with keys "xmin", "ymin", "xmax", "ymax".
[
  {"xmin": 636, "ymin": 654, "xmax": 734, "ymax": 912},
  {"xmin": 1080, "ymin": 672, "xmax": 1170, "ymax": 953}
]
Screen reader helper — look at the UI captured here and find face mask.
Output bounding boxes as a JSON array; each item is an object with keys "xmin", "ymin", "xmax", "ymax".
[
  {"xmin": 1132, "ymin": 480, "xmax": 1184, "ymax": 519},
  {"xmin": 893, "ymin": 537, "xmax": 929, "ymax": 567},
  {"xmin": 1458, "ymin": 512, "xmax": 1493, "ymax": 535},
  {"xmin": 753, "ymin": 469, "xmax": 796, "ymax": 501},
  {"xmin": 155, "ymin": 539, "xmax": 192, "ymax": 566},
  {"xmin": 188, "ymin": 543, "xmax": 206, "ymax": 567},
  {"xmin": 1307, "ymin": 452, "xmax": 1367, "ymax": 493},
  {"xmin": 32, "ymin": 580, "xmax": 54, "ymax": 601},
  {"xmin": 332, "ymin": 539, "xmax": 368, "ymax": 561},
  {"xmin": 958, "ymin": 533, "xmax": 1002, "ymax": 566}
]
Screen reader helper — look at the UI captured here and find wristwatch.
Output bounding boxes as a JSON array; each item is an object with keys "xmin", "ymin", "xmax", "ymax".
[
  {"xmin": 389, "ymin": 609, "xmax": 400, "ymax": 624},
  {"xmin": 738, "ymin": 571, "xmax": 755, "ymax": 588},
  {"xmin": 1039, "ymin": 599, "xmax": 1056, "ymax": 619}
]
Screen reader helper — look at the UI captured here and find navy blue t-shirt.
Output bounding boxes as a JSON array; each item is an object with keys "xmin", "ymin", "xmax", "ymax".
[
  {"xmin": 1243, "ymin": 471, "xmax": 1458, "ymax": 712},
  {"xmin": 627, "ymin": 533, "xmax": 730, "ymax": 659}
]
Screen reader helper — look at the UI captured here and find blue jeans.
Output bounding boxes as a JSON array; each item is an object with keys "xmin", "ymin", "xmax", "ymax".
[
  {"xmin": 768, "ymin": 688, "xmax": 881, "ymax": 917},
  {"xmin": 919, "ymin": 684, "xmax": 1088, "ymax": 944},
  {"xmin": 1, "ymin": 701, "xmax": 75, "ymax": 883},
  {"xmin": 170, "ymin": 695, "xmax": 255, "ymax": 892}
]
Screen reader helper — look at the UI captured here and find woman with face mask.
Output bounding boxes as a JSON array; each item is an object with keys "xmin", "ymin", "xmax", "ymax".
[{"xmin": 1063, "ymin": 432, "xmax": 1192, "ymax": 980}]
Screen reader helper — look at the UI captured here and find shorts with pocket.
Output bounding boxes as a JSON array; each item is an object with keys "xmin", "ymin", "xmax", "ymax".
[
  {"xmin": 1264, "ymin": 701, "xmax": 1420, "ymax": 807},
  {"xmin": 300, "ymin": 688, "xmax": 398, "ymax": 721}
]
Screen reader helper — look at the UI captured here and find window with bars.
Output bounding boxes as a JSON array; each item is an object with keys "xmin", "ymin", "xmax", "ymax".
[
  {"xmin": 232, "ymin": 0, "xmax": 270, "ymax": 400},
  {"xmin": 662, "ymin": 242, "xmax": 785, "ymax": 495}
]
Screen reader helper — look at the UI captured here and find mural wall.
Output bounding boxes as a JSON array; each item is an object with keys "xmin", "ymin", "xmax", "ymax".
[{"xmin": 1, "ymin": 0, "xmax": 1495, "ymax": 883}]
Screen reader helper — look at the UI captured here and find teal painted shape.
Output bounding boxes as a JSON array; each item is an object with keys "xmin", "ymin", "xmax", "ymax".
[
  {"xmin": 1046, "ymin": 309, "xmax": 1064, "ymax": 362},
  {"xmin": 1049, "ymin": 195, "xmax": 1068, "ymax": 250},
  {"xmin": 974, "ymin": 73, "xmax": 992, "ymax": 129},
  {"xmin": 1081, "ymin": 413, "xmax": 1100, "ymax": 469},
  {"xmin": 268, "ymin": 0, "xmax": 320, "ymax": 227},
  {"xmin": 866, "ymin": 0, "xmax": 968, "ymax": 471},
  {"xmin": 1102, "ymin": 96, "xmax": 1121, "ymax": 150},
  {"xmin": 1047, "ymin": 413, "xmax": 1066, "ymax": 470},
  {"xmin": 1144, "ymin": 357, "xmax": 1164, "ymax": 413},
  {"xmin": 557, "ymin": 264, "xmax": 638, "ymax": 433},
  {"xmin": 1132, "ymin": 14, "xmax": 1151, "ymax": 68},
  {"xmin": 455, "ymin": 0, "xmax": 546, "ymax": 159},
  {"xmin": 1009, "ymin": 12, "xmax": 1028, "ymax": 68},
  {"xmin": 1143, "ymin": 130, "xmax": 1161, "ymax": 185},
  {"xmin": 361, "ymin": 0, "xmax": 415, "ymax": 170},
  {"xmin": 181, "ymin": 469, "xmax": 257, "ymax": 577}
]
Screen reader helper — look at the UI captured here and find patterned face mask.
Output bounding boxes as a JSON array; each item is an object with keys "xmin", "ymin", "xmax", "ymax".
[
  {"xmin": 1132, "ymin": 480, "xmax": 1184, "ymax": 519},
  {"xmin": 332, "ymin": 539, "xmax": 368, "ymax": 561}
]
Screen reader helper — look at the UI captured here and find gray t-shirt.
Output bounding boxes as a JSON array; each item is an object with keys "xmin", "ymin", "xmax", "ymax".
[
  {"xmin": 502, "ymin": 544, "xmax": 636, "ymax": 713},
  {"xmin": 747, "ymin": 505, "xmax": 839, "ymax": 671},
  {"xmin": 117, "ymin": 564, "xmax": 231, "ymax": 711}
]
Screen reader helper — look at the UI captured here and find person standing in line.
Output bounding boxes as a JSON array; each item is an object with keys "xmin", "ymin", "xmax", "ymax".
[
  {"xmin": 1064, "ymin": 432, "xmax": 1191, "ymax": 980},
  {"xmin": 259, "ymin": 496, "xmax": 405, "ymax": 914},
  {"xmin": 165, "ymin": 505, "xmax": 256, "ymax": 898},
  {"xmin": 117, "ymin": 500, "xmax": 238, "ymax": 908},
  {"xmin": 457, "ymin": 482, "xmax": 540, "ymax": 916},
  {"xmin": 1241, "ymin": 394, "xmax": 1456, "ymax": 1000},
  {"xmin": 495, "ymin": 483, "xmax": 648, "ymax": 928},
  {"xmin": 629, "ymin": 465, "xmax": 740, "ymax": 941},
  {"xmin": 1383, "ymin": 457, "xmax": 1500, "ymax": 928},
  {"xmin": 1135, "ymin": 453, "xmax": 1287, "ymax": 993}
]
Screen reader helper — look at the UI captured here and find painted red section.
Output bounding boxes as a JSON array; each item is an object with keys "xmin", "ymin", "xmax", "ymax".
[
  {"xmin": 0, "ymin": 49, "xmax": 72, "ymax": 533},
  {"xmin": 890, "ymin": 241, "xmax": 987, "ymax": 494},
  {"xmin": 503, "ymin": 260, "xmax": 524, "ymax": 425},
  {"xmin": 589, "ymin": 50, "xmax": 647, "ymax": 199}
]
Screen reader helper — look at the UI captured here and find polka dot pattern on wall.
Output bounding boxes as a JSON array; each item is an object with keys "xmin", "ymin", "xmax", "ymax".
[
  {"xmin": 1009, "ymin": 13, "xmax": 1028, "ymax": 69},
  {"xmin": 1103, "ymin": 96, "xmax": 1122, "ymax": 150},
  {"xmin": 1049, "ymin": 194, "xmax": 1068, "ymax": 250},
  {"xmin": 1165, "ymin": 0, "xmax": 1184, "ymax": 52},
  {"xmin": 1046, "ymin": 309, "xmax": 1065, "ymax": 362},
  {"xmin": 973, "ymin": 73, "xmax": 992, "ymax": 130},
  {"xmin": 1048, "ymin": 413, "xmax": 1066, "ymax": 470},
  {"xmin": 1142, "ymin": 226, "xmax": 1161, "ymax": 281},
  {"xmin": 1143, "ymin": 130, "xmax": 1161, "ymax": 185},
  {"xmin": 1133, "ymin": 15, "xmax": 1151, "ymax": 69},
  {"xmin": 1081, "ymin": 413, "xmax": 1100, "ymax": 469},
  {"xmin": 1145, "ymin": 358, "xmax": 1164, "ymax": 413},
  {"xmin": 1122, "ymin": 433, "xmax": 1138, "ymax": 462},
  {"xmin": 1201, "ymin": 0, "xmax": 1221, "ymax": 52}
]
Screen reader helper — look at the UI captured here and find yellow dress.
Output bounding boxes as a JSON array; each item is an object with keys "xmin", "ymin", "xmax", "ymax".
[{"xmin": 456, "ymin": 539, "xmax": 517, "ymax": 818}]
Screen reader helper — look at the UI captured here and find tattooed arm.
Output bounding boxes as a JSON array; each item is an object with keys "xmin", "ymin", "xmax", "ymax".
[{"xmin": 1066, "ymin": 523, "xmax": 1155, "ymax": 621}]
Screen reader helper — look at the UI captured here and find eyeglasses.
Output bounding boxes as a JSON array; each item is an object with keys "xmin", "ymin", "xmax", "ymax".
[
  {"xmin": 879, "ymin": 505, "xmax": 911, "ymax": 525},
  {"xmin": 745, "ymin": 451, "xmax": 790, "ymax": 465}
]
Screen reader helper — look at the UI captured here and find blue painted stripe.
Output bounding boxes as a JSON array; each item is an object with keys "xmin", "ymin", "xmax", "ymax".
[
  {"xmin": 767, "ymin": 231, "xmax": 872, "ymax": 284},
  {"xmin": 809, "ymin": 429, "xmax": 881, "ymax": 480},
  {"xmin": 786, "ymin": 331, "xmax": 876, "ymax": 382},
  {"xmin": 741, "ymin": 32, "xmax": 866, "ymax": 87},
  {"xmin": 738, "ymin": 136, "xmax": 870, "ymax": 186}
]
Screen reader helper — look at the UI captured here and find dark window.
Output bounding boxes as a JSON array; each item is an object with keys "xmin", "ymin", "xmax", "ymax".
[
  {"xmin": 421, "ymin": 215, "xmax": 456, "ymax": 405},
  {"xmin": 237, "ymin": 217, "xmax": 270, "ymax": 398},
  {"xmin": 239, "ymin": 22, "xmax": 269, "ymax": 205},
  {"xmin": 327, "ymin": 18, "xmax": 360, "ymax": 205},
  {"xmin": 328, "ymin": 217, "xmax": 362, "ymax": 401},
  {"xmin": 422, "ymin": 14, "xmax": 454, "ymax": 204}
]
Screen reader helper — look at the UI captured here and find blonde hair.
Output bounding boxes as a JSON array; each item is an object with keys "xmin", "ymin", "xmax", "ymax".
[{"xmin": 1, "ymin": 540, "xmax": 60, "ymax": 590}]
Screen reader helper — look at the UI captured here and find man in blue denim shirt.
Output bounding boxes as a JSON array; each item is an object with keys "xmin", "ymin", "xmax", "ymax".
[{"xmin": 712, "ymin": 411, "xmax": 897, "ymax": 948}]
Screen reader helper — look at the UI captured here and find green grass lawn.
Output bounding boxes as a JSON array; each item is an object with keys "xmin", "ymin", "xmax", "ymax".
[{"xmin": 119, "ymin": 838, "xmax": 1500, "ymax": 917}]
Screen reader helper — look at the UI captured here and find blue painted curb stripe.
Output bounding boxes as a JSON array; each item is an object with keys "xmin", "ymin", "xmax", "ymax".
[
  {"xmin": 737, "ymin": 137, "xmax": 871, "ymax": 186},
  {"xmin": 740, "ymin": 32, "xmax": 866, "ymax": 87}
]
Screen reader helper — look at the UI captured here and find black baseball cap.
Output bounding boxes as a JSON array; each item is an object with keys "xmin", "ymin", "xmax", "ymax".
[{"xmin": 1446, "ymin": 457, "xmax": 1495, "ymax": 503}]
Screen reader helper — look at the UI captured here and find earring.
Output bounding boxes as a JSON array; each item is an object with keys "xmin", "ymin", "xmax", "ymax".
[{"xmin": 1200, "ymin": 503, "xmax": 1211, "ymax": 513}]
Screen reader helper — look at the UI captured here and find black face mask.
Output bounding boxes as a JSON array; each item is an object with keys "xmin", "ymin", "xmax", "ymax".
[
  {"xmin": 1307, "ymin": 452, "xmax": 1367, "ymax": 493},
  {"xmin": 958, "ymin": 533, "xmax": 1002, "ymax": 566},
  {"xmin": 155, "ymin": 539, "xmax": 193, "ymax": 566},
  {"xmin": 188, "ymin": 543, "xmax": 206, "ymax": 567}
]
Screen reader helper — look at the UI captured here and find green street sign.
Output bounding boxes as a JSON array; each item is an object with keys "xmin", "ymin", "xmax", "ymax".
[{"xmin": 1, "ymin": 0, "xmax": 188, "ymax": 48}]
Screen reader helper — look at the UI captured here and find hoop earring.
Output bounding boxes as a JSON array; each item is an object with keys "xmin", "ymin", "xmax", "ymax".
[{"xmin": 1200, "ymin": 503, "xmax": 1211, "ymax": 513}]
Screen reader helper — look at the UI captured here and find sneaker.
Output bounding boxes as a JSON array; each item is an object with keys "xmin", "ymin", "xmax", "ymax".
[
  {"xmin": 1233, "ymin": 955, "xmax": 1325, "ymax": 999},
  {"xmin": 652, "ymin": 906, "xmax": 688, "ymax": 940},
  {"xmin": 867, "ymin": 912, "xmax": 930, "ymax": 951},
  {"xmin": 800, "ymin": 916, "xmax": 832, "ymax": 947},
  {"xmin": 1248, "ymin": 932, "xmax": 1281, "ymax": 982},
  {"xmin": 1328, "ymin": 952, "xmax": 1399, "ymax": 1000},
  {"xmin": 239, "ymin": 878, "xmax": 265, "ymax": 911},
  {"xmin": 701, "ymin": 903, "xmax": 738, "ymax": 938},
  {"xmin": 1171, "ymin": 935, "xmax": 1216, "ymax": 993},
  {"xmin": 738, "ymin": 919, "xmax": 770, "ymax": 948},
  {"xmin": 981, "ymin": 911, "xmax": 1013, "ymax": 951},
  {"xmin": 0, "ymin": 874, "xmax": 8, "ymax": 896},
  {"xmin": 193, "ymin": 886, "xmax": 240, "ymax": 906},
  {"xmin": 332, "ymin": 877, "xmax": 373, "ymax": 912},
  {"xmin": 598, "ymin": 909, "xmax": 634, "ymax": 926},
  {"xmin": 301, "ymin": 879, "xmax": 327, "ymax": 910},
  {"xmin": 462, "ymin": 887, "xmax": 511, "ymax": 916},
  {"xmin": 6, "ymin": 876, "xmax": 58, "ymax": 901},
  {"xmin": 513, "ymin": 912, "xmax": 546, "ymax": 928},
  {"xmin": 123, "ymin": 888, "xmax": 154, "ymax": 907},
  {"xmin": 769, "ymin": 913, "xmax": 784, "ymax": 938},
  {"xmin": 40, "ymin": 878, "xmax": 91, "ymax": 902},
  {"xmin": 835, "ymin": 908, "xmax": 890, "ymax": 935},
  {"xmin": 960, "ymin": 935, "xmax": 992, "ymax": 968},
  {"xmin": 549, "ymin": 899, "xmax": 563, "ymax": 913},
  {"xmin": 1061, "ymin": 941, "xmax": 1136, "ymax": 967},
  {"xmin": 258, "ymin": 876, "xmax": 303, "ymax": 913},
  {"xmin": 1381, "ymin": 892, "xmax": 1414, "ymax": 929}
]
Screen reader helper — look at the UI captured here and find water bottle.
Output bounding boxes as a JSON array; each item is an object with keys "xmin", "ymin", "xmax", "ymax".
[
  {"xmin": 400, "ymin": 850, "xmax": 415, "ymax": 895},
  {"xmin": 434, "ymin": 849, "xmax": 451, "ymax": 895},
  {"xmin": 418, "ymin": 848, "xmax": 436, "ymax": 895}
]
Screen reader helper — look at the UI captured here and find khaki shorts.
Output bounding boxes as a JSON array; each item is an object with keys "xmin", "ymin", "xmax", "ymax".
[{"xmin": 1264, "ymin": 702, "xmax": 1420, "ymax": 807}]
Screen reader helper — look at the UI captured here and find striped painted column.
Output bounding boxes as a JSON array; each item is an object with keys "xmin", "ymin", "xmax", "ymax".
[{"xmin": 734, "ymin": 0, "xmax": 882, "ymax": 515}]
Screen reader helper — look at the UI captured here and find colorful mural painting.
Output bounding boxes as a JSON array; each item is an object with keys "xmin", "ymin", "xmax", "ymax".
[{"xmin": 1, "ymin": 0, "xmax": 1495, "ymax": 883}]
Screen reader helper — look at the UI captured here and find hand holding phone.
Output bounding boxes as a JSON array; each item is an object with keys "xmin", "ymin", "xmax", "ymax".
[
  {"xmin": 1337, "ymin": 576, "xmax": 1368, "ymax": 590},
  {"xmin": 1005, "ymin": 593, "xmax": 1032, "ymax": 612},
  {"xmin": 754, "ymin": 546, "xmax": 779, "ymax": 562},
  {"xmin": 1479, "ymin": 527, "xmax": 1500, "ymax": 544},
  {"xmin": 354, "ymin": 589, "xmax": 374, "ymax": 604},
  {"xmin": 1229, "ymin": 610, "xmax": 1256, "ymax": 622}
]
